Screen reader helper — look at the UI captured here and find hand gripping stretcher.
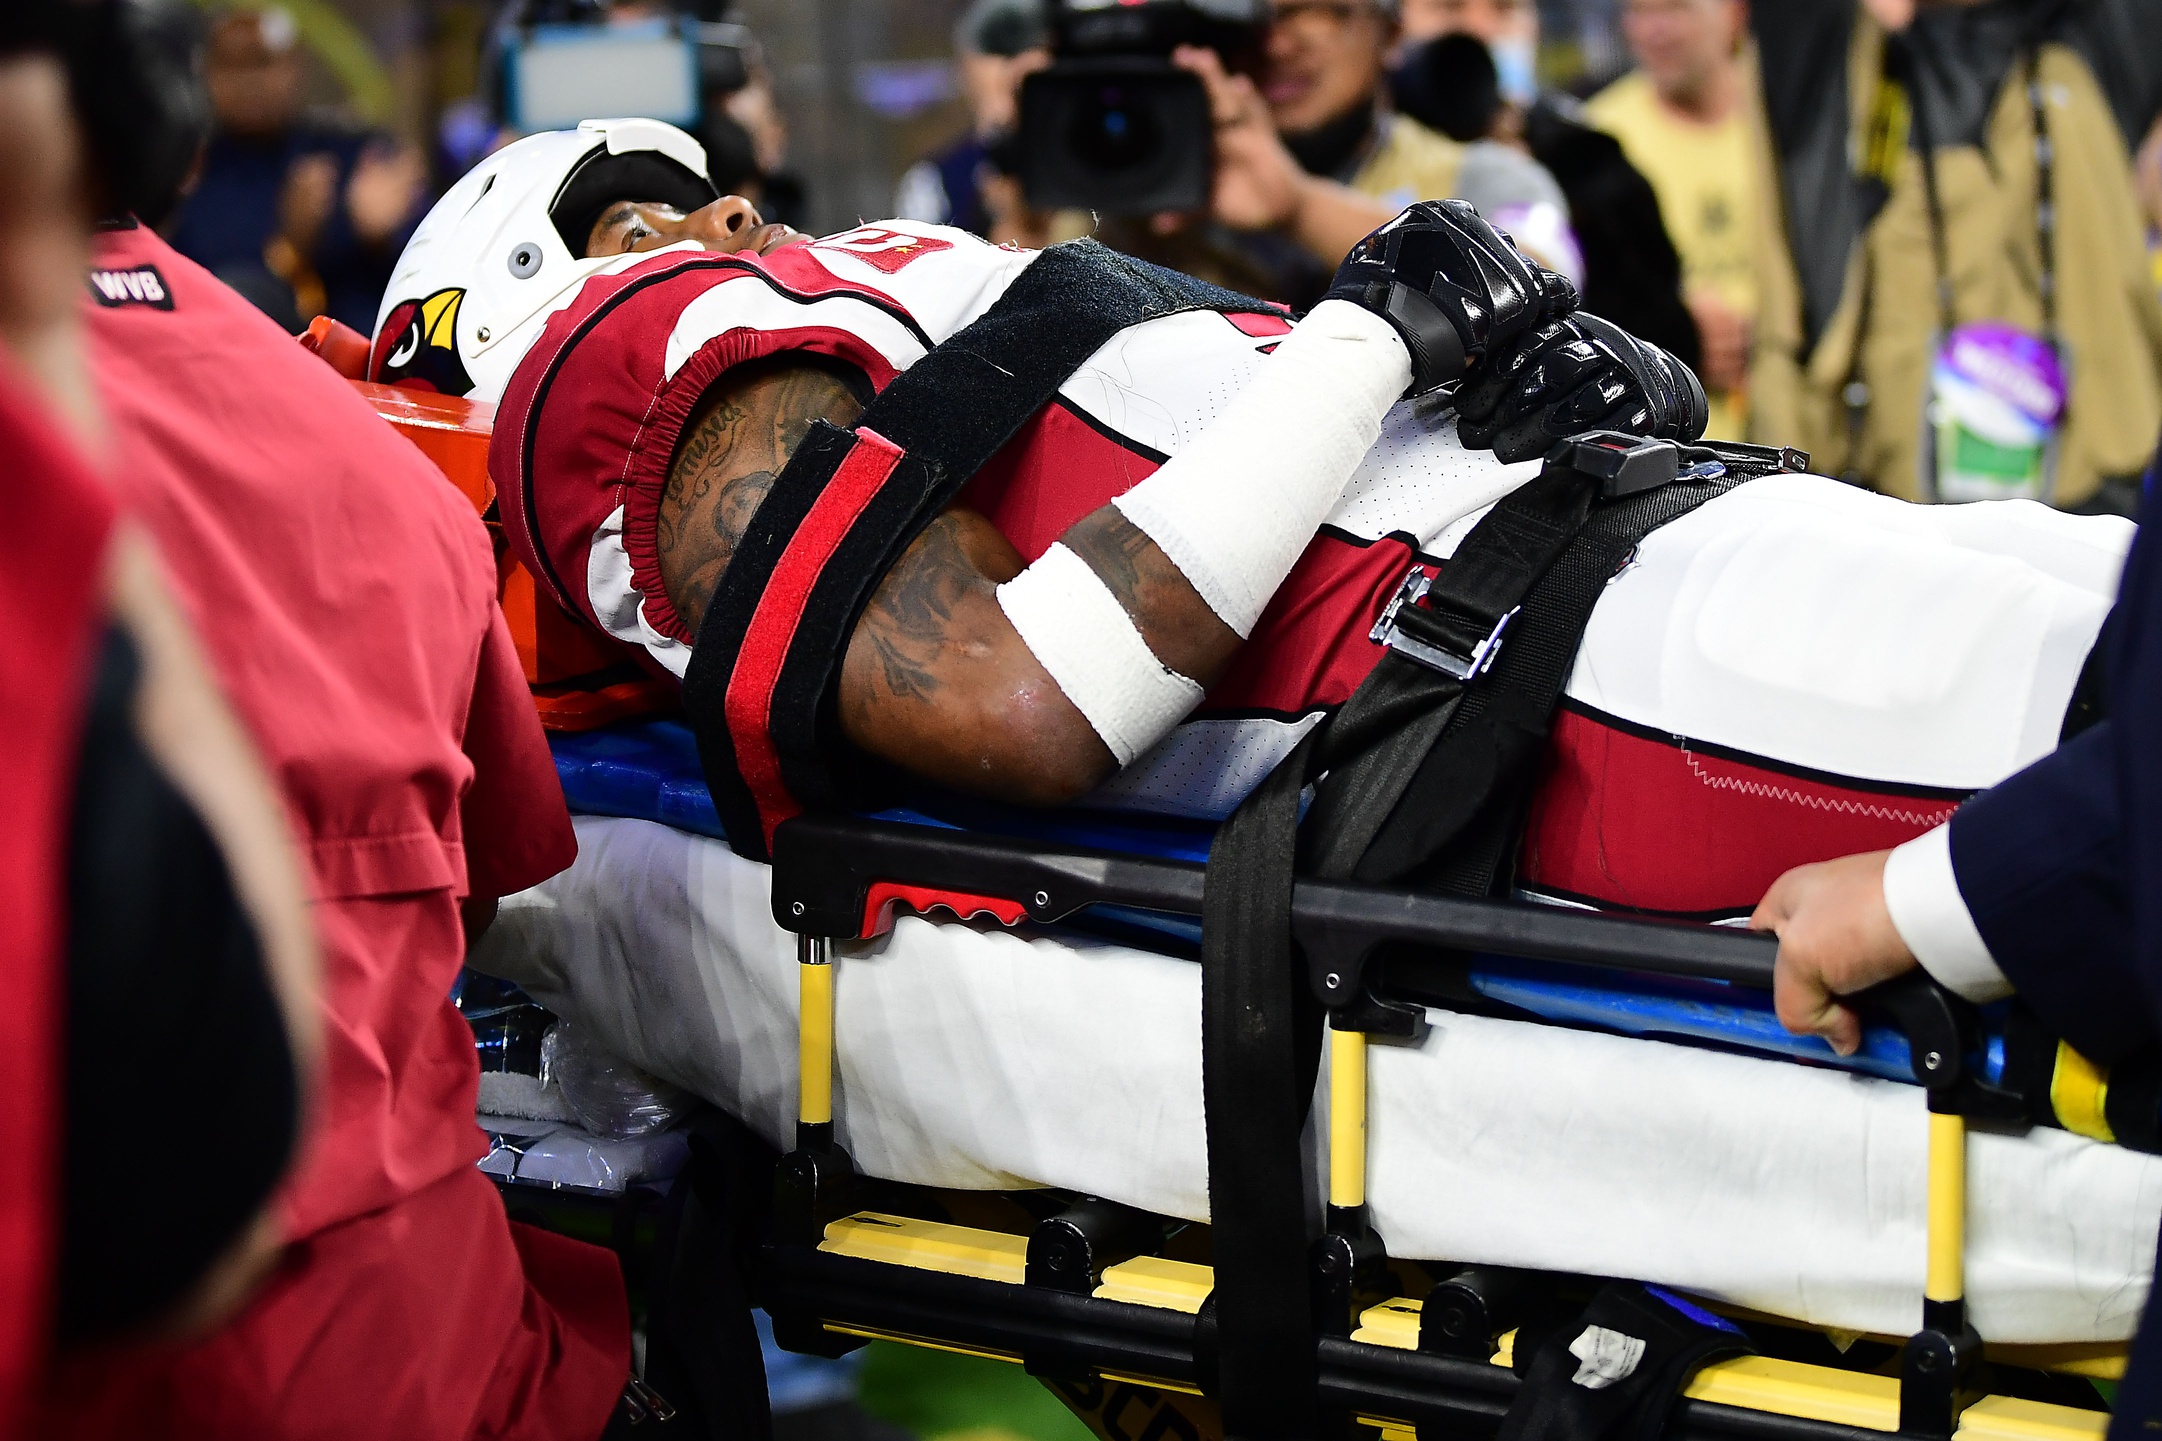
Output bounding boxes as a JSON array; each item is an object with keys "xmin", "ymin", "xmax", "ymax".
[{"xmin": 310, "ymin": 316, "xmax": 2137, "ymax": 1441}]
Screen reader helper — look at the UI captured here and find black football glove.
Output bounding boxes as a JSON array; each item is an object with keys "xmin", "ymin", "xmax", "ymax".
[
  {"xmin": 1455, "ymin": 311, "xmax": 1709, "ymax": 463},
  {"xmin": 1324, "ymin": 199, "xmax": 1579, "ymax": 397}
]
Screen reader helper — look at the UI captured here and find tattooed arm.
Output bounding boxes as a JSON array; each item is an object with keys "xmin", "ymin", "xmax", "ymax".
[{"xmin": 657, "ymin": 361, "xmax": 1241, "ymax": 806}]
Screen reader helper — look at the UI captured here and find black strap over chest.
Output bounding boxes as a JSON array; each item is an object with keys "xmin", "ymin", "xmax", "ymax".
[
  {"xmin": 1201, "ymin": 437, "xmax": 1786, "ymax": 1441},
  {"xmin": 681, "ymin": 240, "xmax": 1275, "ymax": 860}
]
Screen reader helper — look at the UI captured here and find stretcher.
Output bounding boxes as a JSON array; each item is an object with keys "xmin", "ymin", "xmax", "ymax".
[
  {"xmin": 480, "ymin": 738, "xmax": 2151, "ymax": 1433},
  {"xmin": 749, "ymin": 825, "xmax": 2131, "ymax": 1440},
  {"xmin": 337, "ymin": 342, "xmax": 2138, "ymax": 1441}
]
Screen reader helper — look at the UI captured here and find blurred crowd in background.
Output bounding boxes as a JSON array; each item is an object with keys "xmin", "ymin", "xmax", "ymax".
[{"xmin": 134, "ymin": 0, "xmax": 2162, "ymax": 507}]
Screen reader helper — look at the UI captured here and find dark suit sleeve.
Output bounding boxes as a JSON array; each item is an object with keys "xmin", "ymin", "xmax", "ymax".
[
  {"xmin": 1946, "ymin": 500, "xmax": 2162, "ymax": 1065},
  {"xmin": 1948, "ymin": 721, "xmax": 2146, "ymax": 1062}
]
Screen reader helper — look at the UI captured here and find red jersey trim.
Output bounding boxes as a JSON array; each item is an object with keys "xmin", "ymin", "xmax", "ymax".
[
  {"xmin": 725, "ymin": 427, "xmax": 907, "ymax": 846},
  {"xmin": 499, "ymin": 250, "xmax": 932, "ymax": 628},
  {"xmin": 1552, "ymin": 697, "xmax": 1974, "ymax": 801},
  {"xmin": 496, "ymin": 251, "xmax": 726, "ymax": 619},
  {"xmin": 1226, "ymin": 311, "xmax": 1295, "ymax": 338}
]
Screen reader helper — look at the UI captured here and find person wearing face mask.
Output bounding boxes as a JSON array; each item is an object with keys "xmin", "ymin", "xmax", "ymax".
[
  {"xmin": 27, "ymin": 22, "xmax": 666, "ymax": 1441},
  {"xmin": 1397, "ymin": 0, "xmax": 1540, "ymax": 106},
  {"xmin": 1393, "ymin": 0, "xmax": 1705, "ymax": 383},
  {"xmin": 0, "ymin": 3, "xmax": 318, "ymax": 1423},
  {"xmin": 1262, "ymin": 0, "xmax": 1562, "ymax": 222}
]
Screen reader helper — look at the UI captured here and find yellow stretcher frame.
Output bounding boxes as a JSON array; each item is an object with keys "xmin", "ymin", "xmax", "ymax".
[
  {"xmin": 782, "ymin": 915, "xmax": 2120, "ymax": 1441},
  {"xmin": 804, "ymin": 1211, "xmax": 2111, "ymax": 1441}
]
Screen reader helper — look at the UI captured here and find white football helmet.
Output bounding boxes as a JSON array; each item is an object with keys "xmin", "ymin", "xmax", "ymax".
[{"xmin": 370, "ymin": 118, "xmax": 717, "ymax": 401}]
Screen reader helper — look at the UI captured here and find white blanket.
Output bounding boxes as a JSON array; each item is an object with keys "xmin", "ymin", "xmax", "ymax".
[{"xmin": 474, "ymin": 815, "xmax": 2162, "ymax": 1346}]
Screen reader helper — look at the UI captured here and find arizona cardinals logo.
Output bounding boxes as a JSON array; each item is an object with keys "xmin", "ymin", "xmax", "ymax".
[{"xmin": 370, "ymin": 287, "xmax": 474, "ymax": 395}]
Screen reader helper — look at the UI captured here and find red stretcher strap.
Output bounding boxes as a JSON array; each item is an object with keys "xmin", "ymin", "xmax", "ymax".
[{"xmin": 724, "ymin": 427, "xmax": 907, "ymax": 848}]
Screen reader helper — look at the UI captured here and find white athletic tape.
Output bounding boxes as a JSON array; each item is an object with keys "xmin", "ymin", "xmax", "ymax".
[
  {"xmin": 996, "ymin": 543, "xmax": 1206, "ymax": 766},
  {"xmin": 1112, "ymin": 299, "xmax": 1411, "ymax": 637}
]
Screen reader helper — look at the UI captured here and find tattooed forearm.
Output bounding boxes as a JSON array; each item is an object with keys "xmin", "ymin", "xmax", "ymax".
[
  {"xmin": 852, "ymin": 513, "xmax": 982, "ymax": 702},
  {"xmin": 653, "ymin": 361, "xmax": 1238, "ymax": 810},
  {"xmin": 657, "ymin": 361, "xmax": 863, "ymax": 635},
  {"xmin": 1061, "ymin": 506, "xmax": 1240, "ymax": 683},
  {"xmin": 837, "ymin": 497, "xmax": 1236, "ymax": 804},
  {"xmin": 838, "ymin": 503, "xmax": 1118, "ymax": 804}
]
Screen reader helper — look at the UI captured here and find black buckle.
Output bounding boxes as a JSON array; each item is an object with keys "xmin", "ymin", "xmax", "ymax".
[
  {"xmin": 1546, "ymin": 431, "xmax": 1690, "ymax": 500},
  {"xmin": 1369, "ymin": 569, "xmax": 1516, "ymax": 680}
]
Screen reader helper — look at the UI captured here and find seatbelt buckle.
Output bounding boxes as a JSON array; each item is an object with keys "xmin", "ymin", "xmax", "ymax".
[
  {"xmin": 1370, "ymin": 568, "xmax": 1517, "ymax": 681},
  {"xmin": 1546, "ymin": 431, "xmax": 1684, "ymax": 500}
]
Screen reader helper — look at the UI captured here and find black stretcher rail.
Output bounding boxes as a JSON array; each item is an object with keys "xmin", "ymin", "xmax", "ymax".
[{"xmin": 768, "ymin": 812, "xmax": 1778, "ymax": 989}]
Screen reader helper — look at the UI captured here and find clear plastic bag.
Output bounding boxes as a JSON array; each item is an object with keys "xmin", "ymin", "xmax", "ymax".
[{"xmin": 540, "ymin": 1018, "xmax": 693, "ymax": 1140}]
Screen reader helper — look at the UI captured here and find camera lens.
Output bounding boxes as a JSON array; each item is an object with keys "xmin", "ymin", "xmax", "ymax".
[
  {"xmin": 1019, "ymin": 60, "xmax": 1213, "ymax": 214},
  {"xmin": 1070, "ymin": 84, "xmax": 1163, "ymax": 174}
]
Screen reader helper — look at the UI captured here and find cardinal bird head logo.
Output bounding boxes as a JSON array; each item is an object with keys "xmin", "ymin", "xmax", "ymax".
[{"xmin": 370, "ymin": 287, "xmax": 475, "ymax": 396}]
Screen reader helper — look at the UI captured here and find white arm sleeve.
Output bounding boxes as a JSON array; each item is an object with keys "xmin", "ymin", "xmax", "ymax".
[
  {"xmin": 996, "ymin": 543, "xmax": 1206, "ymax": 767},
  {"xmin": 1882, "ymin": 824, "xmax": 2013, "ymax": 1003},
  {"xmin": 1110, "ymin": 299, "xmax": 1413, "ymax": 638}
]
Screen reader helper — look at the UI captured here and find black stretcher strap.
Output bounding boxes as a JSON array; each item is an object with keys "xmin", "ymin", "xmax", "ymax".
[
  {"xmin": 1199, "ymin": 722, "xmax": 1330, "ymax": 1439},
  {"xmin": 683, "ymin": 240, "xmax": 1274, "ymax": 859},
  {"xmin": 1302, "ymin": 464, "xmax": 1601, "ymax": 883},
  {"xmin": 1203, "ymin": 449, "xmax": 1749, "ymax": 1441},
  {"xmin": 1352, "ymin": 467, "xmax": 1746, "ymax": 894}
]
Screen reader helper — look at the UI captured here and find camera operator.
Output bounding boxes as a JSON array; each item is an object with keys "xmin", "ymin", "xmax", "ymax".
[{"xmin": 1125, "ymin": 2, "xmax": 1569, "ymax": 307}]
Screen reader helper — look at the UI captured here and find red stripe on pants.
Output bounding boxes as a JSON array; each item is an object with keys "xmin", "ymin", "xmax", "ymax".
[{"xmin": 1519, "ymin": 707, "xmax": 1959, "ymax": 916}]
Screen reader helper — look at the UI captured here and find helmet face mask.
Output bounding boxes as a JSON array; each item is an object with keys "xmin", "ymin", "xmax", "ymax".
[{"xmin": 370, "ymin": 118, "xmax": 718, "ymax": 400}]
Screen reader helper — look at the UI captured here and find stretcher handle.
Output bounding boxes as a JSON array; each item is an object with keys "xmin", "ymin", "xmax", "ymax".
[
  {"xmin": 1854, "ymin": 972, "xmax": 2029, "ymax": 1119},
  {"xmin": 769, "ymin": 813, "xmax": 1776, "ymax": 985},
  {"xmin": 771, "ymin": 813, "xmax": 1204, "ymax": 937}
]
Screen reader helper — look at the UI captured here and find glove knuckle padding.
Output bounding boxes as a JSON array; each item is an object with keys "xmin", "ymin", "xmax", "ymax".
[
  {"xmin": 1452, "ymin": 311, "xmax": 1710, "ymax": 461},
  {"xmin": 1326, "ymin": 198, "xmax": 1573, "ymax": 396}
]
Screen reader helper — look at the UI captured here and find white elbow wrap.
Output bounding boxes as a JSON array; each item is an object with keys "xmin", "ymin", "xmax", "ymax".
[
  {"xmin": 1111, "ymin": 299, "xmax": 1411, "ymax": 637},
  {"xmin": 996, "ymin": 543, "xmax": 1205, "ymax": 766}
]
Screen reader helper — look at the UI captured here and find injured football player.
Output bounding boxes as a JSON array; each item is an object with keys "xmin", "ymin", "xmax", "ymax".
[{"xmin": 372, "ymin": 120, "xmax": 2127, "ymax": 920}]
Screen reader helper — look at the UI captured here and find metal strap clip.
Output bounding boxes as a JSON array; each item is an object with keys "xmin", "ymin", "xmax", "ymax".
[{"xmin": 1370, "ymin": 568, "xmax": 1517, "ymax": 681}]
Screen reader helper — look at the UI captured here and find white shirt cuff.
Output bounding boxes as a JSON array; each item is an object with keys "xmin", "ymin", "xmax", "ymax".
[{"xmin": 1881, "ymin": 824, "xmax": 2012, "ymax": 1003}]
